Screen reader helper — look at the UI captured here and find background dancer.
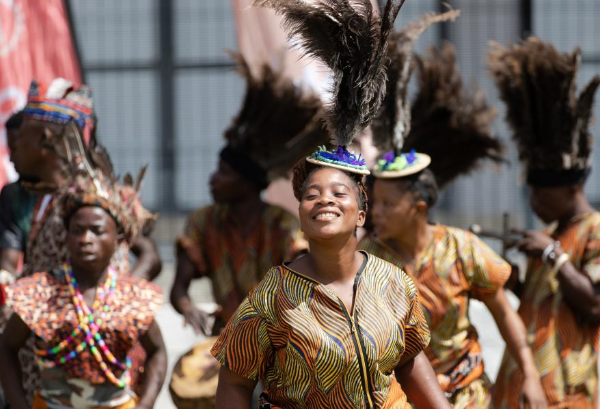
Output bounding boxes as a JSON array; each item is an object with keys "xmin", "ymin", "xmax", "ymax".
[
  {"xmin": 490, "ymin": 37, "xmax": 600, "ymax": 409},
  {"xmin": 170, "ymin": 52, "xmax": 328, "ymax": 336},
  {"xmin": 0, "ymin": 170, "xmax": 166, "ymax": 409},
  {"xmin": 213, "ymin": 0, "xmax": 451, "ymax": 407},
  {"xmin": 360, "ymin": 40, "xmax": 546, "ymax": 408}
]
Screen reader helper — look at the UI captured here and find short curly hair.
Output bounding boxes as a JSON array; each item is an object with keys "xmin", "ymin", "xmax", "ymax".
[{"xmin": 291, "ymin": 158, "xmax": 368, "ymax": 212}]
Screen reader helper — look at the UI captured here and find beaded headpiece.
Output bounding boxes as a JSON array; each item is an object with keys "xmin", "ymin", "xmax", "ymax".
[
  {"xmin": 61, "ymin": 167, "xmax": 157, "ymax": 244},
  {"xmin": 221, "ymin": 51, "xmax": 329, "ymax": 189},
  {"xmin": 254, "ymin": 0, "xmax": 407, "ymax": 176},
  {"xmin": 371, "ymin": 9, "xmax": 459, "ymax": 180},
  {"xmin": 23, "ymin": 78, "xmax": 94, "ymax": 147},
  {"xmin": 488, "ymin": 37, "xmax": 600, "ymax": 187}
]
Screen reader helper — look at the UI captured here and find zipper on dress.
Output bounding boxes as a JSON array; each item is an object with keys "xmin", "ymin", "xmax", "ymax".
[{"xmin": 339, "ymin": 300, "xmax": 374, "ymax": 409}]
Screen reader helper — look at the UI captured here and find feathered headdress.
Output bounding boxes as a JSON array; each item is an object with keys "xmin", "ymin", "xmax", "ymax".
[
  {"xmin": 371, "ymin": 8, "xmax": 460, "ymax": 154},
  {"xmin": 253, "ymin": 0, "xmax": 406, "ymax": 175},
  {"xmin": 488, "ymin": 37, "xmax": 600, "ymax": 187},
  {"xmin": 61, "ymin": 166, "xmax": 157, "ymax": 244},
  {"xmin": 221, "ymin": 51, "xmax": 328, "ymax": 189},
  {"xmin": 375, "ymin": 43, "xmax": 505, "ymax": 188}
]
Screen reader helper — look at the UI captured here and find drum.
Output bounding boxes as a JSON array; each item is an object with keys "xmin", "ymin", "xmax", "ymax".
[{"xmin": 169, "ymin": 337, "xmax": 220, "ymax": 409}]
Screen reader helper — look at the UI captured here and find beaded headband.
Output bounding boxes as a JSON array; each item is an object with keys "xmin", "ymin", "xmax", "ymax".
[
  {"xmin": 23, "ymin": 79, "xmax": 94, "ymax": 146},
  {"xmin": 306, "ymin": 146, "xmax": 370, "ymax": 176}
]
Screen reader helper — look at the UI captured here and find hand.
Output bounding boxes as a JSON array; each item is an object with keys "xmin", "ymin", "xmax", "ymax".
[
  {"xmin": 520, "ymin": 374, "xmax": 547, "ymax": 409},
  {"xmin": 182, "ymin": 305, "xmax": 222, "ymax": 335},
  {"xmin": 512, "ymin": 229, "xmax": 555, "ymax": 258}
]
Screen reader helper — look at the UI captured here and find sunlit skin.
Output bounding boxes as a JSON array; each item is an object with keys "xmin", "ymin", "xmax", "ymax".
[
  {"xmin": 171, "ymin": 158, "xmax": 265, "ymax": 334},
  {"xmin": 215, "ymin": 167, "xmax": 452, "ymax": 409},
  {"xmin": 66, "ymin": 207, "xmax": 119, "ymax": 294},
  {"xmin": 369, "ymin": 178, "xmax": 548, "ymax": 409},
  {"xmin": 298, "ymin": 167, "xmax": 366, "ymax": 245},
  {"xmin": 0, "ymin": 206, "xmax": 167, "ymax": 409},
  {"xmin": 371, "ymin": 179, "xmax": 432, "ymax": 271}
]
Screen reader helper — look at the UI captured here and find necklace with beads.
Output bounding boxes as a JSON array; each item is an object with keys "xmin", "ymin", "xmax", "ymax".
[{"xmin": 35, "ymin": 262, "xmax": 131, "ymax": 388}]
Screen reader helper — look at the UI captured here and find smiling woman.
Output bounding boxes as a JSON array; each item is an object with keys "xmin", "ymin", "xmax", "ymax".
[{"xmin": 209, "ymin": 0, "xmax": 454, "ymax": 407}]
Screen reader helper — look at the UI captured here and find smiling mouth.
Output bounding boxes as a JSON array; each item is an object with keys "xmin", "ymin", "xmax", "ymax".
[{"xmin": 313, "ymin": 212, "xmax": 340, "ymax": 221}]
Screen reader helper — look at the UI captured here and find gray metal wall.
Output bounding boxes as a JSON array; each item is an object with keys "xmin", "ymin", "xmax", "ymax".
[{"xmin": 69, "ymin": 0, "xmax": 600, "ymax": 235}]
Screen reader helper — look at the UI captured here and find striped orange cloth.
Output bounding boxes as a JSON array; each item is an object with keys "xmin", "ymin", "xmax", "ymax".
[
  {"xmin": 211, "ymin": 253, "xmax": 430, "ymax": 408},
  {"xmin": 359, "ymin": 224, "xmax": 510, "ymax": 406},
  {"xmin": 493, "ymin": 212, "xmax": 600, "ymax": 409}
]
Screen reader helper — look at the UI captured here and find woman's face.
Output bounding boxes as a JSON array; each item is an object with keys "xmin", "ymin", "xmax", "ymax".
[
  {"xmin": 298, "ymin": 168, "xmax": 366, "ymax": 242},
  {"xmin": 371, "ymin": 179, "xmax": 419, "ymax": 240},
  {"xmin": 67, "ymin": 206, "xmax": 118, "ymax": 273}
]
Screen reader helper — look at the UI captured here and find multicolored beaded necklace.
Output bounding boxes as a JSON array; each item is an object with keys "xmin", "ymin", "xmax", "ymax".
[{"xmin": 35, "ymin": 262, "xmax": 132, "ymax": 388}]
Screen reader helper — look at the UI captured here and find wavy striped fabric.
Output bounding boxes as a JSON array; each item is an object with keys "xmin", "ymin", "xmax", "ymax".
[
  {"xmin": 493, "ymin": 212, "xmax": 600, "ymax": 409},
  {"xmin": 359, "ymin": 225, "xmax": 510, "ymax": 406},
  {"xmin": 211, "ymin": 252, "xmax": 430, "ymax": 408}
]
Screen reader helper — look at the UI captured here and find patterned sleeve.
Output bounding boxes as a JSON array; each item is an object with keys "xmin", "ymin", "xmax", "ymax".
[
  {"xmin": 400, "ymin": 272, "xmax": 430, "ymax": 363},
  {"xmin": 461, "ymin": 231, "xmax": 511, "ymax": 300},
  {"xmin": 581, "ymin": 222, "xmax": 600, "ymax": 284},
  {"xmin": 211, "ymin": 297, "xmax": 274, "ymax": 380},
  {"xmin": 176, "ymin": 207, "xmax": 209, "ymax": 277}
]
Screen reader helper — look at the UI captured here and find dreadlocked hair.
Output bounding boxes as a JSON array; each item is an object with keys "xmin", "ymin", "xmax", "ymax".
[
  {"xmin": 224, "ymin": 51, "xmax": 329, "ymax": 180},
  {"xmin": 292, "ymin": 158, "xmax": 368, "ymax": 212},
  {"xmin": 403, "ymin": 42, "xmax": 505, "ymax": 189},
  {"xmin": 488, "ymin": 37, "xmax": 600, "ymax": 173},
  {"xmin": 253, "ymin": 0, "xmax": 405, "ymax": 147}
]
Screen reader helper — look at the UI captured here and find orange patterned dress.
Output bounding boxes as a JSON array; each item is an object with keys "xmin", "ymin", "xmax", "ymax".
[
  {"xmin": 493, "ymin": 212, "xmax": 600, "ymax": 409},
  {"xmin": 211, "ymin": 253, "xmax": 431, "ymax": 409},
  {"xmin": 177, "ymin": 203, "xmax": 305, "ymax": 329},
  {"xmin": 359, "ymin": 225, "xmax": 511, "ymax": 408}
]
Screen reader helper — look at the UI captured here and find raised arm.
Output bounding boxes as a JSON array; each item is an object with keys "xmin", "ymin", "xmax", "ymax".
[{"xmin": 516, "ymin": 229, "xmax": 600, "ymax": 324}]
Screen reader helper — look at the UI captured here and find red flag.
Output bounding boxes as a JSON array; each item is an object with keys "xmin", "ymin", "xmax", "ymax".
[{"xmin": 0, "ymin": 0, "xmax": 81, "ymax": 187}]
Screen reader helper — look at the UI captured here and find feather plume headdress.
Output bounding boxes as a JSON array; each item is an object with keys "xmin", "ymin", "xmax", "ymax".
[
  {"xmin": 488, "ymin": 37, "xmax": 600, "ymax": 187},
  {"xmin": 221, "ymin": 51, "xmax": 328, "ymax": 188},
  {"xmin": 61, "ymin": 165, "xmax": 157, "ymax": 244},
  {"xmin": 374, "ymin": 42, "xmax": 505, "ymax": 188},
  {"xmin": 253, "ymin": 0, "xmax": 406, "ymax": 175}
]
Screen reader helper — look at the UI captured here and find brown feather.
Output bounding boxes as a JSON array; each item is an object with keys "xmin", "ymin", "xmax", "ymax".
[
  {"xmin": 371, "ymin": 7, "xmax": 460, "ymax": 153},
  {"xmin": 224, "ymin": 51, "xmax": 329, "ymax": 179},
  {"xmin": 253, "ymin": 0, "xmax": 405, "ymax": 147},
  {"xmin": 404, "ymin": 43, "xmax": 504, "ymax": 188},
  {"xmin": 488, "ymin": 37, "xmax": 599, "ymax": 171}
]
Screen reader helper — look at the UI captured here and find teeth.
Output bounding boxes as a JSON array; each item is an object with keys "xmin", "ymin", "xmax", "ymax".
[{"xmin": 315, "ymin": 212, "xmax": 338, "ymax": 220}]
